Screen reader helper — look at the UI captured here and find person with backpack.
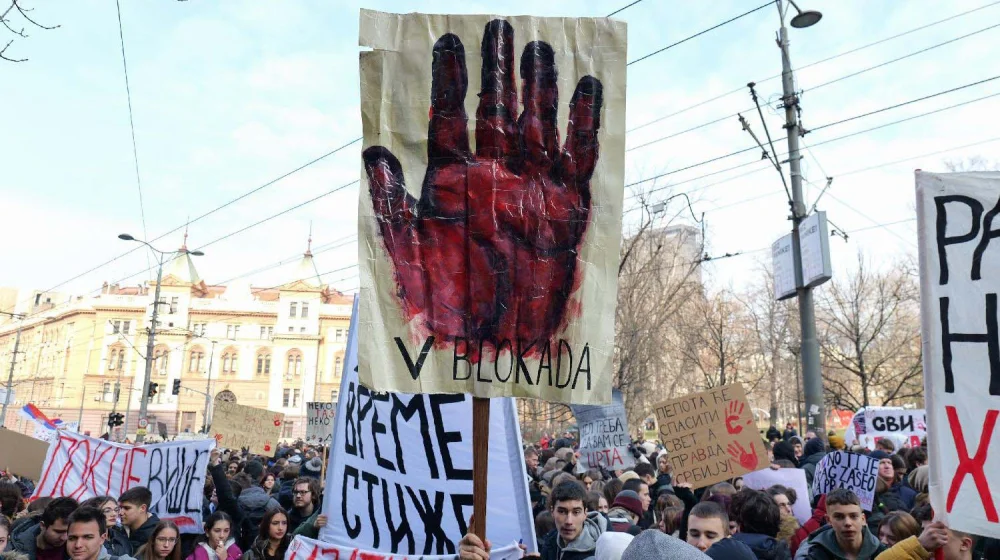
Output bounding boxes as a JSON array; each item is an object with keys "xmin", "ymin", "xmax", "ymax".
[{"xmin": 232, "ymin": 473, "xmax": 279, "ymax": 553}]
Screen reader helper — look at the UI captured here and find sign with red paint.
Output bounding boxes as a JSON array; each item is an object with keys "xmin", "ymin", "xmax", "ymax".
[
  {"xmin": 917, "ymin": 171, "xmax": 1000, "ymax": 537},
  {"xmin": 571, "ymin": 389, "xmax": 635, "ymax": 473},
  {"xmin": 210, "ymin": 401, "xmax": 283, "ymax": 456},
  {"xmin": 33, "ymin": 431, "xmax": 214, "ymax": 534}
]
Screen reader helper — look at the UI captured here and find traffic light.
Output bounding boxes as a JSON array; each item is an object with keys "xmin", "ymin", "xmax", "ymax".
[
  {"xmin": 148, "ymin": 382, "xmax": 158, "ymax": 398},
  {"xmin": 172, "ymin": 379, "xmax": 181, "ymax": 396},
  {"xmin": 107, "ymin": 413, "xmax": 124, "ymax": 428}
]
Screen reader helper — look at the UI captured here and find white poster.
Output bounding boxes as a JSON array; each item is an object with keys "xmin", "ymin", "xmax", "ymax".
[
  {"xmin": 917, "ymin": 171, "xmax": 1000, "ymax": 537},
  {"xmin": 33, "ymin": 421, "xmax": 79, "ymax": 444},
  {"xmin": 843, "ymin": 407, "xmax": 926, "ymax": 451},
  {"xmin": 305, "ymin": 402, "xmax": 336, "ymax": 446},
  {"xmin": 570, "ymin": 389, "xmax": 635, "ymax": 473},
  {"xmin": 810, "ymin": 451, "xmax": 879, "ymax": 512},
  {"xmin": 33, "ymin": 432, "xmax": 214, "ymax": 533},
  {"xmin": 319, "ymin": 297, "xmax": 536, "ymax": 556},
  {"xmin": 742, "ymin": 467, "xmax": 811, "ymax": 524}
]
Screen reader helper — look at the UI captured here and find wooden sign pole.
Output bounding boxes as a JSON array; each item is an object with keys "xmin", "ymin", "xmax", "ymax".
[
  {"xmin": 471, "ymin": 396, "xmax": 490, "ymax": 541},
  {"xmin": 320, "ymin": 445, "xmax": 329, "ymax": 487}
]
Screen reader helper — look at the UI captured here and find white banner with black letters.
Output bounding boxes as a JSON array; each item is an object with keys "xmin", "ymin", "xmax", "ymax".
[{"xmin": 319, "ymin": 297, "xmax": 536, "ymax": 556}]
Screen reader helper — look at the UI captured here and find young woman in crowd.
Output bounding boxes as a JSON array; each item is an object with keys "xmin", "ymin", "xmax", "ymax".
[
  {"xmin": 80, "ymin": 496, "xmax": 118, "ymax": 529},
  {"xmin": 187, "ymin": 511, "xmax": 241, "ymax": 560},
  {"xmin": 135, "ymin": 520, "xmax": 182, "ymax": 560},
  {"xmin": 877, "ymin": 511, "xmax": 921, "ymax": 548},
  {"xmin": 259, "ymin": 474, "xmax": 277, "ymax": 496},
  {"xmin": 0, "ymin": 515, "xmax": 11, "ymax": 552},
  {"xmin": 240, "ymin": 510, "xmax": 289, "ymax": 560}
]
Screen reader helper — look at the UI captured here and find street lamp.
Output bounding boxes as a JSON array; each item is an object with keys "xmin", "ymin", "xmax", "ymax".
[
  {"xmin": 786, "ymin": 0, "xmax": 822, "ymax": 29},
  {"xmin": 119, "ymin": 233, "xmax": 203, "ymax": 443}
]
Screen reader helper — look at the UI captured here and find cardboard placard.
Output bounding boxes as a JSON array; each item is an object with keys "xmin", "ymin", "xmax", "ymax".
[
  {"xmin": 917, "ymin": 170, "xmax": 1000, "ymax": 537},
  {"xmin": 810, "ymin": 451, "xmax": 879, "ymax": 512},
  {"xmin": 210, "ymin": 401, "xmax": 283, "ymax": 456},
  {"xmin": 570, "ymin": 389, "xmax": 635, "ymax": 473},
  {"xmin": 0, "ymin": 428, "xmax": 50, "ymax": 479},
  {"xmin": 741, "ymin": 467, "xmax": 811, "ymax": 524},
  {"xmin": 357, "ymin": 10, "xmax": 627, "ymax": 405},
  {"xmin": 305, "ymin": 402, "xmax": 336, "ymax": 446},
  {"xmin": 652, "ymin": 384, "xmax": 767, "ymax": 488},
  {"xmin": 33, "ymin": 431, "xmax": 214, "ymax": 533}
]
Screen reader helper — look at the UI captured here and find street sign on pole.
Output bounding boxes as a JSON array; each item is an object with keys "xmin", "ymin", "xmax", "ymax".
[
  {"xmin": 771, "ymin": 234, "xmax": 797, "ymax": 300},
  {"xmin": 137, "ymin": 417, "xmax": 148, "ymax": 429}
]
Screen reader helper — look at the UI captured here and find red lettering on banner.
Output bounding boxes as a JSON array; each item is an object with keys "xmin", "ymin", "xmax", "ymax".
[
  {"xmin": 36, "ymin": 435, "xmax": 74, "ymax": 495},
  {"xmin": 945, "ymin": 405, "xmax": 999, "ymax": 522},
  {"xmin": 126, "ymin": 447, "xmax": 148, "ymax": 489}
]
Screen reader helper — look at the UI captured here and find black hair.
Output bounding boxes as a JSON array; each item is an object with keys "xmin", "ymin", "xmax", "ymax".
[
  {"xmin": 602, "ymin": 479, "xmax": 623, "ymax": 506},
  {"xmin": 42, "ymin": 497, "xmax": 79, "ymax": 527},
  {"xmin": 549, "ymin": 480, "xmax": 588, "ymax": 509},
  {"xmin": 622, "ymin": 478, "xmax": 645, "ymax": 494},
  {"xmin": 732, "ymin": 489, "xmax": 781, "ymax": 537},
  {"xmin": 0, "ymin": 482, "xmax": 23, "ymax": 519},
  {"xmin": 67, "ymin": 506, "xmax": 107, "ymax": 537},
  {"xmin": 203, "ymin": 511, "xmax": 233, "ymax": 536},
  {"xmin": 534, "ymin": 510, "xmax": 555, "ymax": 542},
  {"xmin": 633, "ymin": 463, "xmax": 655, "ymax": 479},
  {"xmin": 119, "ymin": 486, "xmax": 152, "ymax": 509},
  {"xmin": 258, "ymin": 509, "xmax": 290, "ymax": 545},
  {"xmin": 910, "ymin": 503, "xmax": 933, "ymax": 523},
  {"xmin": 826, "ymin": 488, "xmax": 861, "ymax": 508},
  {"xmin": 906, "ymin": 447, "xmax": 927, "ymax": 473},
  {"xmin": 765, "ymin": 484, "xmax": 797, "ymax": 505}
]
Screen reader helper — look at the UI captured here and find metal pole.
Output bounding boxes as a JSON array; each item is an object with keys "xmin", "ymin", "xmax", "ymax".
[
  {"xmin": 124, "ymin": 378, "xmax": 133, "ymax": 439},
  {"xmin": 778, "ymin": 0, "xmax": 825, "ymax": 435},
  {"xmin": 136, "ymin": 252, "xmax": 165, "ymax": 443},
  {"xmin": 1, "ymin": 322, "xmax": 23, "ymax": 428},
  {"xmin": 77, "ymin": 386, "xmax": 86, "ymax": 428},
  {"xmin": 202, "ymin": 340, "xmax": 216, "ymax": 433}
]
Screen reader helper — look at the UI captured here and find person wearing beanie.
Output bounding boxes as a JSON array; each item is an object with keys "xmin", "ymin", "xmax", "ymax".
[
  {"xmin": 620, "ymin": 529, "xmax": 710, "ymax": 560},
  {"xmin": 617, "ymin": 471, "xmax": 639, "ymax": 484},
  {"xmin": 606, "ymin": 491, "xmax": 643, "ymax": 535},
  {"xmin": 799, "ymin": 438, "xmax": 827, "ymax": 486},
  {"xmin": 595, "ymin": 532, "xmax": 633, "ymax": 560},
  {"xmin": 827, "ymin": 434, "xmax": 845, "ymax": 451},
  {"xmin": 300, "ymin": 457, "xmax": 323, "ymax": 480},
  {"xmin": 242, "ymin": 460, "xmax": 265, "ymax": 481}
]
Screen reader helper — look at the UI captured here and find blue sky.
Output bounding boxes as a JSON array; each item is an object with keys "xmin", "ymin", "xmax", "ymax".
[{"xmin": 3, "ymin": 0, "xmax": 998, "ymax": 300}]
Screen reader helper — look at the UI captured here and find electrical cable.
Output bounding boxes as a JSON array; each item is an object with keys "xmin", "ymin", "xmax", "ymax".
[{"xmin": 607, "ymin": 0, "xmax": 645, "ymax": 17}]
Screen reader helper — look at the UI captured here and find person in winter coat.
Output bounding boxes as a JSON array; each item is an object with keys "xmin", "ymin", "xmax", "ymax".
[
  {"xmin": 798, "ymin": 438, "xmax": 826, "ymax": 487},
  {"xmin": 119, "ymin": 488, "xmax": 160, "ymax": 556},
  {"xmin": 10, "ymin": 497, "xmax": 77, "ymax": 560},
  {"xmin": 730, "ymin": 489, "xmax": 792, "ymax": 560},
  {"xmin": 239, "ymin": 510, "xmax": 290, "ymax": 560},
  {"xmin": 782, "ymin": 424, "xmax": 798, "ymax": 442},
  {"xmin": 875, "ymin": 520, "xmax": 974, "ymax": 560},
  {"xmin": 771, "ymin": 442, "xmax": 799, "ymax": 469},
  {"xmin": 185, "ymin": 512, "xmax": 240, "ymax": 560},
  {"xmin": 65, "ymin": 506, "xmax": 138, "ymax": 560},
  {"xmin": 80, "ymin": 497, "xmax": 131, "ymax": 558},
  {"xmin": 605, "ymin": 491, "xmax": 643, "ymax": 536},
  {"xmin": 766, "ymin": 426, "xmax": 782, "ymax": 443},
  {"xmin": 706, "ymin": 538, "xmax": 757, "ymax": 560},
  {"xmin": 797, "ymin": 490, "xmax": 886, "ymax": 560},
  {"xmin": 233, "ymin": 478, "xmax": 280, "ymax": 550},
  {"xmin": 133, "ymin": 520, "xmax": 182, "ymax": 560},
  {"xmin": 652, "ymin": 451, "xmax": 673, "ymax": 500}
]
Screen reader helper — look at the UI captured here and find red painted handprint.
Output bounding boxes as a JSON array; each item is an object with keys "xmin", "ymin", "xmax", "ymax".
[
  {"xmin": 364, "ymin": 20, "xmax": 604, "ymax": 349},
  {"xmin": 263, "ymin": 441, "xmax": 272, "ymax": 452},
  {"xmin": 273, "ymin": 415, "xmax": 282, "ymax": 427},
  {"xmin": 214, "ymin": 433, "xmax": 224, "ymax": 444},
  {"xmin": 725, "ymin": 400, "xmax": 750, "ymax": 435},
  {"xmin": 727, "ymin": 442, "xmax": 759, "ymax": 471}
]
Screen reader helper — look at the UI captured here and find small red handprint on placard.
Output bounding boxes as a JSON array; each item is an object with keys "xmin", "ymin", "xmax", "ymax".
[
  {"xmin": 727, "ymin": 441, "xmax": 759, "ymax": 471},
  {"xmin": 263, "ymin": 441, "xmax": 272, "ymax": 452},
  {"xmin": 273, "ymin": 415, "xmax": 282, "ymax": 427},
  {"xmin": 214, "ymin": 433, "xmax": 224, "ymax": 444},
  {"xmin": 725, "ymin": 400, "xmax": 751, "ymax": 435}
]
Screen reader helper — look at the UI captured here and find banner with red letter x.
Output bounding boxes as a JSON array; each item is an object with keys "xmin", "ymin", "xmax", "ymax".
[
  {"xmin": 356, "ymin": 10, "xmax": 626, "ymax": 405},
  {"xmin": 916, "ymin": 170, "xmax": 1000, "ymax": 538}
]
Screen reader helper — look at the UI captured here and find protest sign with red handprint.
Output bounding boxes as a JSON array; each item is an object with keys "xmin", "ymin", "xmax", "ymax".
[{"xmin": 358, "ymin": 11, "xmax": 626, "ymax": 404}]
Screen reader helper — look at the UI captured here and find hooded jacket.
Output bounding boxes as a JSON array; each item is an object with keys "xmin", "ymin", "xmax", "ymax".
[
  {"xmin": 799, "ymin": 440, "xmax": 827, "ymax": 486},
  {"xmin": 184, "ymin": 538, "xmax": 241, "ymax": 560},
  {"xmin": 604, "ymin": 508, "xmax": 641, "ymax": 536},
  {"xmin": 538, "ymin": 511, "xmax": 608, "ymax": 560},
  {"xmin": 620, "ymin": 530, "xmax": 709, "ymax": 560},
  {"xmin": 798, "ymin": 524, "xmax": 887, "ymax": 560},
  {"xmin": 706, "ymin": 538, "xmax": 757, "ymax": 560},
  {"xmin": 126, "ymin": 513, "xmax": 160, "ymax": 555},
  {"xmin": 732, "ymin": 532, "xmax": 792, "ymax": 560}
]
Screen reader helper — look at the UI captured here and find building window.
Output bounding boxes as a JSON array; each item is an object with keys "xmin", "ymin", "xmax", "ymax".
[
  {"xmin": 108, "ymin": 347, "xmax": 125, "ymax": 372},
  {"xmin": 301, "ymin": 303, "xmax": 309, "ymax": 318},
  {"xmin": 267, "ymin": 326, "xmax": 273, "ymax": 338},
  {"xmin": 102, "ymin": 382, "xmax": 112, "ymax": 402},
  {"xmin": 222, "ymin": 349, "xmax": 238, "ymax": 375},
  {"xmin": 188, "ymin": 347, "xmax": 204, "ymax": 373},
  {"xmin": 192, "ymin": 323, "xmax": 207, "ymax": 337},
  {"xmin": 335, "ymin": 356, "xmax": 342, "ymax": 373},
  {"xmin": 112, "ymin": 320, "xmax": 121, "ymax": 334},
  {"xmin": 260, "ymin": 326, "xmax": 267, "ymax": 340},
  {"xmin": 170, "ymin": 297, "xmax": 179, "ymax": 314},
  {"xmin": 282, "ymin": 421, "xmax": 294, "ymax": 439},
  {"xmin": 286, "ymin": 351, "xmax": 302, "ymax": 377},
  {"xmin": 300, "ymin": 327, "xmax": 306, "ymax": 333},
  {"xmin": 293, "ymin": 388, "xmax": 301, "ymax": 407},
  {"xmin": 282, "ymin": 389, "xmax": 291, "ymax": 407},
  {"xmin": 256, "ymin": 353, "xmax": 271, "ymax": 376},
  {"xmin": 122, "ymin": 321, "xmax": 131, "ymax": 335},
  {"xmin": 289, "ymin": 302, "xmax": 297, "ymax": 318},
  {"xmin": 255, "ymin": 391, "xmax": 265, "ymax": 401},
  {"xmin": 288, "ymin": 327, "xmax": 293, "ymax": 333},
  {"xmin": 182, "ymin": 411, "xmax": 195, "ymax": 432},
  {"xmin": 331, "ymin": 389, "xmax": 339, "ymax": 402},
  {"xmin": 334, "ymin": 329, "xmax": 344, "ymax": 342},
  {"xmin": 154, "ymin": 347, "xmax": 169, "ymax": 376}
]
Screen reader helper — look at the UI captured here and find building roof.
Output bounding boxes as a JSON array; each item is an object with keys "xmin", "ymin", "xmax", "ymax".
[{"xmin": 163, "ymin": 249, "xmax": 202, "ymax": 285}]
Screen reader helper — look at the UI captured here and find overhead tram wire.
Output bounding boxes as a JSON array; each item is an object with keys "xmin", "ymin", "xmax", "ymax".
[{"xmin": 606, "ymin": 0, "xmax": 645, "ymax": 17}]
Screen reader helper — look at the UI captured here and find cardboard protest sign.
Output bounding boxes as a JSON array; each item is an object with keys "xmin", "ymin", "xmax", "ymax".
[
  {"xmin": 810, "ymin": 451, "xmax": 878, "ymax": 512},
  {"xmin": 843, "ymin": 407, "xmax": 926, "ymax": 451},
  {"xmin": 210, "ymin": 401, "xmax": 282, "ymax": 456},
  {"xmin": 742, "ymin": 467, "xmax": 811, "ymax": 524},
  {"xmin": 357, "ymin": 10, "xmax": 627, "ymax": 405},
  {"xmin": 319, "ymin": 298, "xmax": 536, "ymax": 555},
  {"xmin": 0, "ymin": 428, "xmax": 50, "ymax": 479},
  {"xmin": 33, "ymin": 432, "xmax": 214, "ymax": 532},
  {"xmin": 652, "ymin": 384, "xmax": 767, "ymax": 488},
  {"xmin": 289, "ymin": 535, "xmax": 522, "ymax": 560},
  {"xmin": 917, "ymin": 171, "xmax": 1000, "ymax": 536},
  {"xmin": 570, "ymin": 389, "xmax": 635, "ymax": 473},
  {"xmin": 305, "ymin": 402, "xmax": 336, "ymax": 446}
]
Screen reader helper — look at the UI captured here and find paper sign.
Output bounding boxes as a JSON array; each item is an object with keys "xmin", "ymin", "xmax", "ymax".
[
  {"xmin": 810, "ymin": 451, "xmax": 878, "ymax": 512},
  {"xmin": 843, "ymin": 408, "xmax": 926, "ymax": 451},
  {"xmin": 357, "ymin": 10, "xmax": 627, "ymax": 404},
  {"xmin": 33, "ymin": 432, "xmax": 214, "ymax": 532},
  {"xmin": 305, "ymin": 402, "xmax": 336, "ymax": 446},
  {"xmin": 916, "ymin": 170, "xmax": 1000, "ymax": 537},
  {"xmin": 319, "ymin": 297, "xmax": 537, "ymax": 555},
  {"xmin": 652, "ymin": 384, "xmax": 768, "ymax": 488},
  {"xmin": 289, "ymin": 535, "xmax": 522, "ymax": 560},
  {"xmin": 33, "ymin": 421, "xmax": 79, "ymax": 443},
  {"xmin": 571, "ymin": 390, "xmax": 635, "ymax": 473},
  {"xmin": 0, "ymin": 428, "xmax": 50, "ymax": 479},
  {"xmin": 772, "ymin": 234, "xmax": 796, "ymax": 300},
  {"xmin": 210, "ymin": 401, "xmax": 283, "ymax": 456},
  {"xmin": 742, "ymin": 467, "xmax": 811, "ymax": 524}
]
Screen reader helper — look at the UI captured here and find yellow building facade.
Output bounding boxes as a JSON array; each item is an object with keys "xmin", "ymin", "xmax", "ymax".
[{"xmin": 0, "ymin": 244, "xmax": 352, "ymax": 440}]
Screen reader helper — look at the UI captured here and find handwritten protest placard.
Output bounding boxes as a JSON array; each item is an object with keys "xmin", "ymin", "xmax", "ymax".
[
  {"xmin": 305, "ymin": 402, "xmax": 336, "ymax": 446},
  {"xmin": 917, "ymin": 171, "xmax": 1000, "ymax": 537},
  {"xmin": 742, "ymin": 467, "xmax": 811, "ymax": 524},
  {"xmin": 0, "ymin": 428, "xmax": 50, "ymax": 479},
  {"xmin": 210, "ymin": 401, "xmax": 283, "ymax": 456},
  {"xmin": 810, "ymin": 451, "xmax": 878, "ymax": 511},
  {"xmin": 33, "ymin": 432, "xmax": 214, "ymax": 532},
  {"xmin": 652, "ymin": 384, "xmax": 767, "ymax": 488},
  {"xmin": 319, "ymin": 298, "xmax": 536, "ymax": 555},
  {"xmin": 571, "ymin": 390, "xmax": 634, "ymax": 473}
]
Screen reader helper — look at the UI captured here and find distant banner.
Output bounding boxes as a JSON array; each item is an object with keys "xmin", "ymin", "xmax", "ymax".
[
  {"xmin": 742, "ymin": 467, "xmax": 811, "ymax": 524},
  {"xmin": 305, "ymin": 402, "xmax": 336, "ymax": 446},
  {"xmin": 319, "ymin": 298, "xmax": 536, "ymax": 556},
  {"xmin": 810, "ymin": 451, "xmax": 878, "ymax": 512},
  {"xmin": 652, "ymin": 383, "xmax": 768, "ymax": 488},
  {"xmin": 571, "ymin": 390, "xmax": 635, "ymax": 473},
  {"xmin": 34, "ymin": 432, "xmax": 214, "ymax": 533},
  {"xmin": 288, "ymin": 535, "xmax": 521, "ymax": 560},
  {"xmin": 210, "ymin": 401, "xmax": 283, "ymax": 456},
  {"xmin": 33, "ymin": 421, "xmax": 79, "ymax": 443}
]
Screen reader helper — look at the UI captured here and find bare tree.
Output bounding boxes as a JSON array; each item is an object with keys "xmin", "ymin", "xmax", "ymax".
[
  {"xmin": 675, "ymin": 288, "xmax": 758, "ymax": 391},
  {"xmin": 1, "ymin": 0, "xmax": 59, "ymax": 63},
  {"xmin": 739, "ymin": 265, "xmax": 794, "ymax": 423},
  {"xmin": 815, "ymin": 252, "xmax": 923, "ymax": 409}
]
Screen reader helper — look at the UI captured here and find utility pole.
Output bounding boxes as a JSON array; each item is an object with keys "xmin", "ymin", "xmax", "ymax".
[
  {"xmin": 77, "ymin": 386, "xmax": 86, "ymax": 428},
  {"xmin": 202, "ymin": 340, "xmax": 216, "ymax": 433},
  {"xmin": 777, "ymin": 0, "xmax": 825, "ymax": 435},
  {"xmin": 136, "ymin": 252, "xmax": 165, "ymax": 444},
  {"xmin": 1, "ymin": 313, "xmax": 25, "ymax": 428}
]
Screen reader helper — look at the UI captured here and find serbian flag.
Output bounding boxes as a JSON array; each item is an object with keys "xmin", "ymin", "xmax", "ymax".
[{"xmin": 19, "ymin": 403, "xmax": 60, "ymax": 430}]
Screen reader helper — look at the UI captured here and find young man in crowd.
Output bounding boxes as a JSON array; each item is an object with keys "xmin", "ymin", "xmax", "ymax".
[
  {"xmin": 118, "ymin": 486, "xmax": 159, "ymax": 553},
  {"xmin": 11, "ymin": 496, "xmax": 78, "ymax": 560},
  {"xmin": 66, "ymin": 507, "xmax": 110, "ymax": 560},
  {"xmin": 287, "ymin": 477, "xmax": 320, "ymax": 534},
  {"xmin": 729, "ymin": 489, "xmax": 792, "ymax": 560},
  {"xmin": 524, "ymin": 448, "xmax": 540, "ymax": 482},
  {"xmin": 621, "ymin": 477, "xmax": 652, "ymax": 529},
  {"xmin": 685, "ymin": 501, "xmax": 756, "ymax": 559},
  {"xmin": 800, "ymin": 488, "xmax": 887, "ymax": 559}
]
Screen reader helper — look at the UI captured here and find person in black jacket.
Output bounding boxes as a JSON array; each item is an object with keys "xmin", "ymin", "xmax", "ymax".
[
  {"xmin": 730, "ymin": 489, "xmax": 792, "ymax": 560},
  {"xmin": 118, "ymin": 487, "xmax": 159, "ymax": 555}
]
